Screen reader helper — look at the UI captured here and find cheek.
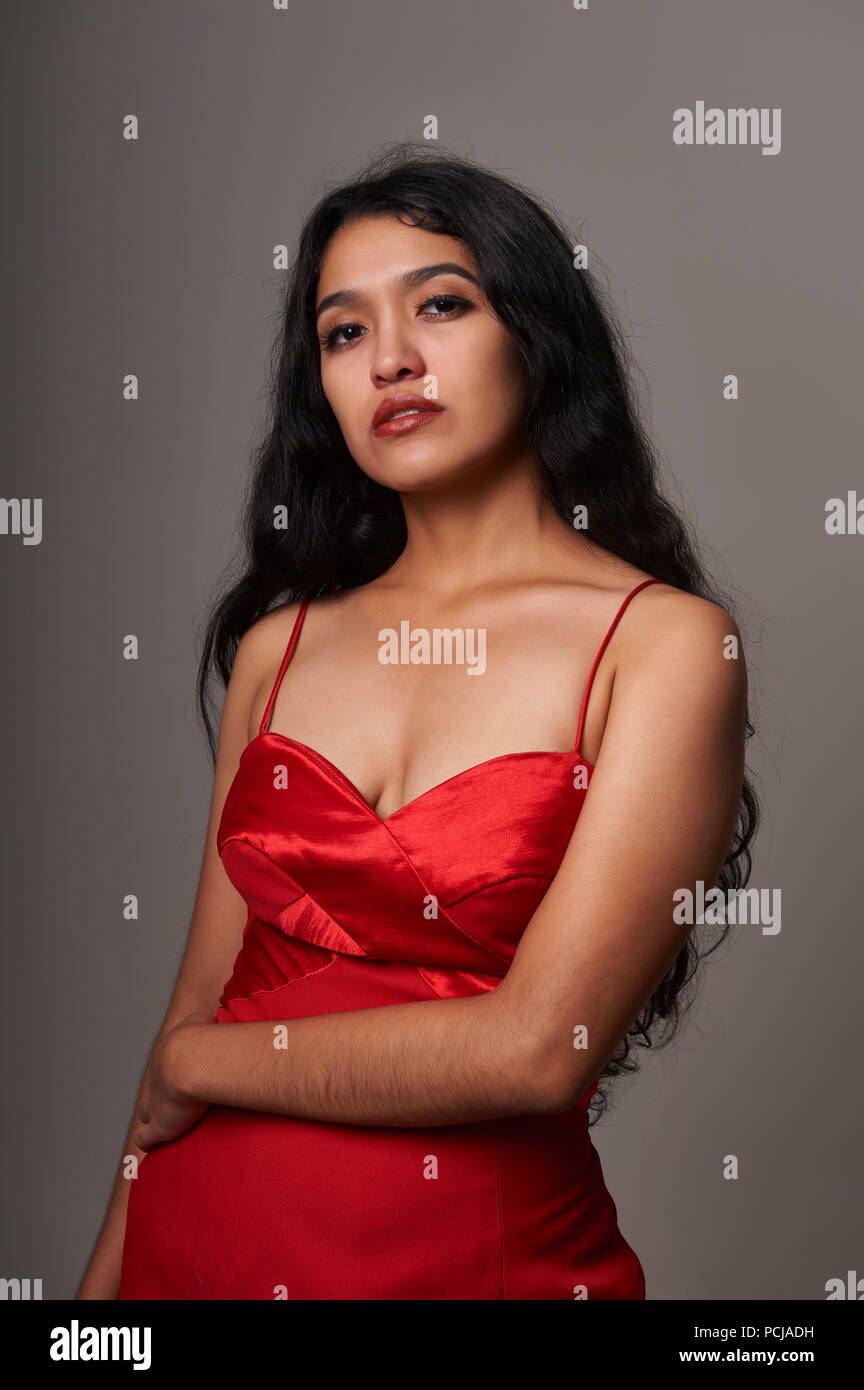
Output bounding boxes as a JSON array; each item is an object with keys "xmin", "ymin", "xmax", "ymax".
[
  {"xmin": 458, "ymin": 334, "xmax": 525, "ymax": 427},
  {"xmin": 491, "ymin": 354, "xmax": 525, "ymax": 410},
  {"xmin": 320, "ymin": 363, "xmax": 358, "ymax": 432},
  {"xmin": 451, "ymin": 323, "xmax": 522, "ymax": 395}
]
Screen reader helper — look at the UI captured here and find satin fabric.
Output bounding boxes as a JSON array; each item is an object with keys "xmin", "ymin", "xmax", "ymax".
[{"xmin": 118, "ymin": 581, "xmax": 660, "ymax": 1300}]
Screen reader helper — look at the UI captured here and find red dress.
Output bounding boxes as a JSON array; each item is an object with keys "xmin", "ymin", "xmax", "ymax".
[{"xmin": 118, "ymin": 579, "xmax": 661, "ymax": 1300}]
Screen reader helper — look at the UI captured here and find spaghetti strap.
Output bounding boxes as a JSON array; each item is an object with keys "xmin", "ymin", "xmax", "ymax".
[
  {"xmin": 259, "ymin": 598, "xmax": 310, "ymax": 737},
  {"xmin": 573, "ymin": 579, "xmax": 664, "ymax": 757}
]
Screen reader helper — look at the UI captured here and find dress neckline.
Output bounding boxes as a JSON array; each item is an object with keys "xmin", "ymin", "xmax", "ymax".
[
  {"xmin": 245, "ymin": 730, "xmax": 594, "ymax": 825},
  {"xmin": 251, "ymin": 578, "xmax": 664, "ymax": 823}
]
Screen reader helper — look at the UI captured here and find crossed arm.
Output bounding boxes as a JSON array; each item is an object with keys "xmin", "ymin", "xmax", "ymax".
[{"xmin": 133, "ymin": 601, "xmax": 746, "ymax": 1146}]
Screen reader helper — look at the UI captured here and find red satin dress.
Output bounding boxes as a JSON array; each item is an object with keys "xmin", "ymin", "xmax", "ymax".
[{"xmin": 118, "ymin": 579, "xmax": 661, "ymax": 1300}]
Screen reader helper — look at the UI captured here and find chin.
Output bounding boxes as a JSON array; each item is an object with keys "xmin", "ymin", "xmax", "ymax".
[
  {"xmin": 355, "ymin": 434, "xmax": 500, "ymax": 492},
  {"xmin": 358, "ymin": 455, "xmax": 476, "ymax": 493}
]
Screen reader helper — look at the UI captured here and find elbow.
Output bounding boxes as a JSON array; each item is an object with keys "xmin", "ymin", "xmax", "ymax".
[
  {"xmin": 491, "ymin": 991, "xmax": 588, "ymax": 1115},
  {"xmin": 530, "ymin": 1062, "xmax": 583, "ymax": 1116},
  {"xmin": 517, "ymin": 1033, "xmax": 586, "ymax": 1116}
]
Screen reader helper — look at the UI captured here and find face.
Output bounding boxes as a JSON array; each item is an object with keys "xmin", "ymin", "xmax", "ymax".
[{"xmin": 314, "ymin": 214, "xmax": 528, "ymax": 492}]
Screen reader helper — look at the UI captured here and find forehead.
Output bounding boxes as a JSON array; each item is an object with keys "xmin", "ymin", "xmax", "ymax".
[{"xmin": 317, "ymin": 214, "xmax": 477, "ymax": 291}]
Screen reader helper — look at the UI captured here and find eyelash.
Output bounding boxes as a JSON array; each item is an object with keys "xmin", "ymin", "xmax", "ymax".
[{"xmin": 318, "ymin": 293, "xmax": 471, "ymax": 352}]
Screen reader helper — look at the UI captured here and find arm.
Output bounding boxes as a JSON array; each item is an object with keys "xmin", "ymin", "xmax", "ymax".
[
  {"xmin": 137, "ymin": 596, "xmax": 747, "ymax": 1135},
  {"xmin": 76, "ymin": 609, "xmax": 297, "ymax": 1298},
  {"xmin": 504, "ymin": 594, "xmax": 747, "ymax": 1109},
  {"xmin": 144, "ymin": 990, "xmax": 534, "ymax": 1134}
]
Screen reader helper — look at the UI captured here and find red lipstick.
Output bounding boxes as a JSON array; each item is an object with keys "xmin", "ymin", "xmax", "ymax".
[{"xmin": 371, "ymin": 392, "xmax": 445, "ymax": 438}]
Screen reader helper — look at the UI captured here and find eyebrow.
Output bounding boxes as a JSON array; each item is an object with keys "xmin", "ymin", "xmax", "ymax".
[{"xmin": 315, "ymin": 262, "xmax": 480, "ymax": 322}]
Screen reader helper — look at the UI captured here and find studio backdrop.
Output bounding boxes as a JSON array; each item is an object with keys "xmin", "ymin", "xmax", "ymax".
[{"xmin": 1, "ymin": 0, "xmax": 861, "ymax": 1303}]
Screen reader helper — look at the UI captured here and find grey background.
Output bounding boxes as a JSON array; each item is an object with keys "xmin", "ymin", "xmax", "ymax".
[{"xmin": 2, "ymin": 0, "xmax": 861, "ymax": 1300}]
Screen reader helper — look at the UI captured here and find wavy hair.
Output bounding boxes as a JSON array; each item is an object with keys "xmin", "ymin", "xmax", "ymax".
[{"xmin": 196, "ymin": 141, "xmax": 760, "ymax": 1122}]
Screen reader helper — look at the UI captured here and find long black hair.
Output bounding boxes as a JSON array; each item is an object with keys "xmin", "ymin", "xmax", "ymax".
[{"xmin": 196, "ymin": 141, "xmax": 760, "ymax": 1122}]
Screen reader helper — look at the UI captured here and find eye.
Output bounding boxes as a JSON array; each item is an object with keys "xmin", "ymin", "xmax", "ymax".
[
  {"xmin": 318, "ymin": 292, "xmax": 471, "ymax": 352},
  {"xmin": 417, "ymin": 293, "xmax": 469, "ymax": 320},
  {"xmin": 319, "ymin": 320, "xmax": 365, "ymax": 352}
]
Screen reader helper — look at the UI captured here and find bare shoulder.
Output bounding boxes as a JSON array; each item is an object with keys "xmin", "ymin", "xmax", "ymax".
[
  {"xmin": 235, "ymin": 588, "xmax": 381, "ymax": 684},
  {"xmin": 610, "ymin": 581, "xmax": 748, "ymax": 757},
  {"xmin": 618, "ymin": 582, "xmax": 745, "ymax": 671},
  {"xmin": 218, "ymin": 599, "xmax": 307, "ymax": 744},
  {"xmin": 234, "ymin": 598, "xmax": 306, "ymax": 675}
]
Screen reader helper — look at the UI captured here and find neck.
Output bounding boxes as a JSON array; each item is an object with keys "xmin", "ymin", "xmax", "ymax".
[{"xmin": 386, "ymin": 448, "xmax": 588, "ymax": 598}]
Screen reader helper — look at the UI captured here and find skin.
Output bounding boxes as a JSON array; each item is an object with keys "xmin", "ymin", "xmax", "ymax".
[{"xmin": 79, "ymin": 214, "xmax": 747, "ymax": 1291}]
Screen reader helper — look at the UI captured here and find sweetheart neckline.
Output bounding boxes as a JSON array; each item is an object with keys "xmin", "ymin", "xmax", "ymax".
[{"xmin": 244, "ymin": 729, "xmax": 595, "ymax": 825}]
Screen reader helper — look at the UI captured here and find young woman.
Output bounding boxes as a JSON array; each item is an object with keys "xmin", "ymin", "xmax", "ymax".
[{"xmin": 79, "ymin": 144, "xmax": 757, "ymax": 1301}]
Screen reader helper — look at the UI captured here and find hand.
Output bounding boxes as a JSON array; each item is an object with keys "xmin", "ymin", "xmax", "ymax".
[{"xmin": 132, "ymin": 1011, "xmax": 214, "ymax": 1152}]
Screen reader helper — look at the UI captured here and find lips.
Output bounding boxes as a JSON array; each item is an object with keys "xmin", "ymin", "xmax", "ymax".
[{"xmin": 371, "ymin": 393, "xmax": 444, "ymax": 432}]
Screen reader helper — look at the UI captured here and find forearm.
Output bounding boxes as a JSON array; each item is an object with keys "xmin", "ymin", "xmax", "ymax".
[{"xmin": 170, "ymin": 991, "xmax": 552, "ymax": 1128}]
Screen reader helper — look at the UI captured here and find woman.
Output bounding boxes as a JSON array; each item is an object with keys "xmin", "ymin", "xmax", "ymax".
[{"xmin": 79, "ymin": 144, "xmax": 757, "ymax": 1301}]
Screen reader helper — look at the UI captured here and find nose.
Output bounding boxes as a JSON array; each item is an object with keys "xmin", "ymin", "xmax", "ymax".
[{"xmin": 370, "ymin": 311, "xmax": 427, "ymax": 386}]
